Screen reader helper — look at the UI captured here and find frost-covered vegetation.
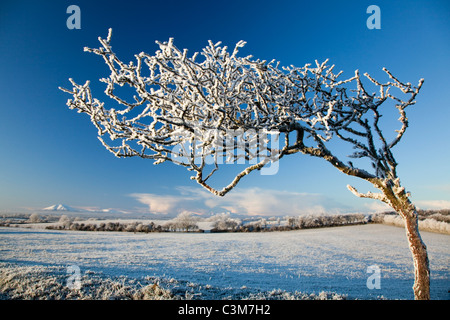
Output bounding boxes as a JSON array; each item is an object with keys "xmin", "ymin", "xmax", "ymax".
[
  {"xmin": 0, "ymin": 213, "xmax": 59, "ymax": 226},
  {"xmin": 1, "ymin": 209, "xmax": 449, "ymax": 235},
  {"xmin": 3, "ymin": 212, "xmax": 370, "ymax": 232},
  {"xmin": 0, "ymin": 263, "xmax": 172, "ymax": 300},
  {"xmin": 0, "ymin": 263, "xmax": 348, "ymax": 300},
  {"xmin": 376, "ymin": 210, "xmax": 450, "ymax": 234}
]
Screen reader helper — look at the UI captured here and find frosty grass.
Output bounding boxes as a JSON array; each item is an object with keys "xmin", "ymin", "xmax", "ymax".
[{"xmin": 1, "ymin": 224, "xmax": 448, "ymax": 300}]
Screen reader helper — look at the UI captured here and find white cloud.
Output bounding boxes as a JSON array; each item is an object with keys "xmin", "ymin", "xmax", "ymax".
[
  {"xmin": 129, "ymin": 192, "xmax": 199, "ymax": 215},
  {"xmin": 130, "ymin": 186, "xmax": 450, "ymax": 217},
  {"xmin": 362, "ymin": 201, "xmax": 391, "ymax": 213},
  {"xmin": 415, "ymin": 200, "xmax": 450, "ymax": 210},
  {"xmin": 129, "ymin": 186, "xmax": 353, "ymax": 217}
]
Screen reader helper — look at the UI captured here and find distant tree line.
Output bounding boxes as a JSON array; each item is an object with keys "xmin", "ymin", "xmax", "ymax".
[
  {"xmin": 46, "ymin": 219, "xmax": 196, "ymax": 233},
  {"xmin": 46, "ymin": 212, "xmax": 201, "ymax": 233},
  {"xmin": 49, "ymin": 221, "xmax": 147, "ymax": 232},
  {"xmin": 212, "ymin": 213, "xmax": 370, "ymax": 233},
  {"xmin": 1, "ymin": 209, "xmax": 448, "ymax": 234}
]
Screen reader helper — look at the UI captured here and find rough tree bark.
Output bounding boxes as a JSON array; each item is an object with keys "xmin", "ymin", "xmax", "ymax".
[
  {"xmin": 386, "ymin": 190, "xmax": 430, "ymax": 300},
  {"xmin": 403, "ymin": 211, "xmax": 430, "ymax": 300},
  {"xmin": 349, "ymin": 178, "xmax": 430, "ymax": 300}
]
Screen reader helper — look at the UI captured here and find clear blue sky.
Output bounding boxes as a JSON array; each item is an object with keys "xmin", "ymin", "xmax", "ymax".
[{"xmin": 0, "ymin": 0, "xmax": 449, "ymax": 216}]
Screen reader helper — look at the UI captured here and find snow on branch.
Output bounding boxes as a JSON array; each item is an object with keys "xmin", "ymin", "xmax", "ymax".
[
  {"xmin": 347, "ymin": 185, "xmax": 388, "ymax": 203},
  {"xmin": 60, "ymin": 29, "xmax": 424, "ymax": 196}
]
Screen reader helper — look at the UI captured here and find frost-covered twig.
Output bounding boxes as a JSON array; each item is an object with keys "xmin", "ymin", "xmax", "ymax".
[{"xmin": 347, "ymin": 185, "xmax": 387, "ymax": 202}]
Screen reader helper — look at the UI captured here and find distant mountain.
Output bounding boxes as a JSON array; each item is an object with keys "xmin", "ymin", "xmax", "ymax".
[
  {"xmin": 39, "ymin": 204, "xmax": 153, "ymax": 219},
  {"xmin": 42, "ymin": 204, "xmax": 78, "ymax": 212}
]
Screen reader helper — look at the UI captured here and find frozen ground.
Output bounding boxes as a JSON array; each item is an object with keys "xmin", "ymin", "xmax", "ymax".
[{"xmin": 0, "ymin": 224, "xmax": 448, "ymax": 299}]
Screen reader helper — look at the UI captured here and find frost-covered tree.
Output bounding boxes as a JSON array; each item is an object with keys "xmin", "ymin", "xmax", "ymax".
[
  {"xmin": 212, "ymin": 214, "xmax": 240, "ymax": 231},
  {"xmin": 168, "ymin": 211, "xmax": 198, "ymax": 232},
  {"xmin": 60, "ymin": 29, "xmax": 429, "ymax": 299},
  {"xmin": 58, "ymin": 215, "xmax": 72, "ymax": 229},
  {"xmin": 28, "ymin": 213, "xmax": 41, "ymax": 223}
]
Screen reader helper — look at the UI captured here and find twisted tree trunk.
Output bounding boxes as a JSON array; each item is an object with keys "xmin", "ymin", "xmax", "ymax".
[
  {"xmin": 402, "ymin": 209, "xmax": 430, "ymax": 300},
  {"xmin": 348, "ymin": 180, "xmax": 430, "ymax": 300},
  {"xmin": 382, "ymin": 186, "xmax": 430, "ymax": 300}
]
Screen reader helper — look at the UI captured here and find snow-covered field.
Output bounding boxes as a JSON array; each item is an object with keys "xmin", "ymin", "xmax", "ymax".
[{"xmin": 0, "ymin": 224, "xmax": 448, "ymax": 300}]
